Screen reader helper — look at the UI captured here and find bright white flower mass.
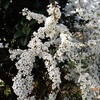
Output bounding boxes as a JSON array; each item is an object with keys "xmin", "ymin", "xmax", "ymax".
[{"xmin": 10, "ymin": 1, "xmax": 100, "ymax": 100}]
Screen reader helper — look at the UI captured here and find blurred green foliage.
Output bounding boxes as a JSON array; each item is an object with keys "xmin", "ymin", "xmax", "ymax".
[
  {"xmin": 0, "ymin": 81, "xmax": 11, "ymax": 99},
  {"xmin": 0, "ymin": 0, "xmax": 49, "ymax": 48}
]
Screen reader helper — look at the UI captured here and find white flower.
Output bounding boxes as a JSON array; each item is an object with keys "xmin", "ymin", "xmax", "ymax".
[
  {"xmin": 10, "ymin": 1, "xmax": 100, "ymax": 100},
  {"xmin": 0, "ymin": 43, "xmax": 3, "ymax": 48}
]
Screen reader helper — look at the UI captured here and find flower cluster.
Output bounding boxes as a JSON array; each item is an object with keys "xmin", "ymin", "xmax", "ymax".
[
  {"xmin": 12, "ymin": 50, "xmax": 35, "ymax": 100},
  {"xmin": 63, "ymin": 0, "xmax": 100, "ymax": 99},
  {"xmin": 64, "ymin": 0, "xmax": 100, "ymax": 40},
  {"xmin": 10, "ymin": 1, "xmax": 100, "ymax": 100},
  {"xmin": 0, "ymin": 43, "xmax": 9, "ymax": 48},
  {"xmin": 10, "ymin": 2, "xmax": 62, "ymax": 100},
  {"xmin": 22, "ymin": 8, "xmax": 46, "ymax": 24}
]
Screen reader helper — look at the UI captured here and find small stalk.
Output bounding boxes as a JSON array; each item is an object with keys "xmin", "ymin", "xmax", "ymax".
[{"xmin": 49, "ymin": 0, "xmax": 55, "ymax": 6}]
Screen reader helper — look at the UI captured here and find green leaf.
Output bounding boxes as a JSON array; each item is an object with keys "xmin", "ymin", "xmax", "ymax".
[
  {"xmin": 21, "ymin": 18, "xmax": 29, "ymax": 26},
  {"xmin": 28, "ymin": 20, "xmax": 37, "ymax": 26},
  {"xmin": 19, "ymin": 35, "xmax": 29, "ymax": 46},
  {"xmin": 22, "ymin": 26, "xmax": 31, "ymax": 36},
  {"xmin": 15, "ymin": 24, "xmax": 22, "ymax": 30},
  {"xmin": 14, "ymin": 30, "xmax": 23, "ymax": 39}
]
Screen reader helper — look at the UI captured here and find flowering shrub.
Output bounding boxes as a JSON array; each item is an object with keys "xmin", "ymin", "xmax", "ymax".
[{"xmin": 7, "ymin": 0, "xmax": 100, "ymax": 100}]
